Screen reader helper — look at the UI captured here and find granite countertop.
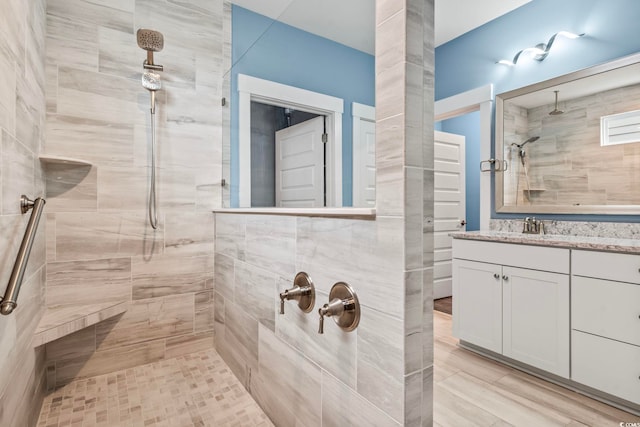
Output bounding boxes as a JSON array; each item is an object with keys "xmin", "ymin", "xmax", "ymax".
[{"xmin": 451, "ymin": 231, "xmax": 640, "ymax": 254}]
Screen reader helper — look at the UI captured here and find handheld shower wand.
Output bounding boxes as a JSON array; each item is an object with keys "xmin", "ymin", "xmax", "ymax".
[
  {"xmin": 142, "ymin": 71, "xmax": 161, "ymax": 114},
  {"xmin": 511, "ymin": 136, "xmax": 540, "ymax": 166},
  {"xmin": 137, "ymin": 29, "xmax": 164, "ymax": 230},
  {"xmin": 511, "ymin": 136, "xmax": 539, "ymax": 205}
]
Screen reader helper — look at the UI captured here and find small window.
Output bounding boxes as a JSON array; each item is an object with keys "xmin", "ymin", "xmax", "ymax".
[{"xmin": 600, "ymin": 109, "xmax": 640, "ymax": 146}]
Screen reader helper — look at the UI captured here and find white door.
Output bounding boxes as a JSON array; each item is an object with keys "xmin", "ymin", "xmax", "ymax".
[
  {"xmin": 434, "ymin": 131, "xmax": 466, "ymax": 299},
  {"xmin": 275, "ymin": 116, "xmax": 325, "ymax": 207},
  {"xmin": 452, "ymin": 259, "xmax": 503, "ymax": 354},
  {"xmin": 353, "ymin": 119, "xmax": 376, "ymax": 207},
  {"xmin": 352, "ymin": 103, "xmax": 376, "ymax": 207}
]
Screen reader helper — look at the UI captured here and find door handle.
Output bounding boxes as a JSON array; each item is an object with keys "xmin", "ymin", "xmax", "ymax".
[
  {"xmin": 502, "ymin": 275, "xmax": 509, "ymax": 281},
  {"xmin": 460, "ymin": 219, "xmax": 467, "ymax": 227},
  {"xmin": 493, "ymin": 273, "xmax": 500, "ymax": 279}
]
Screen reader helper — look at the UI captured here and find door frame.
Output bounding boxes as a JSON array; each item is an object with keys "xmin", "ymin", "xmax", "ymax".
[
  {"xmin": 435, "ymin": 84, "xmax": 493, "ymax": 231},
  {"xmin": 352, "ymin": 102, "xmax": 375, "ymax": 207},
  {"xmin": 238, "ymin": 74, "xmax": 344, "ymax": 207}
]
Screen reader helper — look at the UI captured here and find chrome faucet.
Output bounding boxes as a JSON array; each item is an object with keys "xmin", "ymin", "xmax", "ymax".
[{"xmin": 522, "ymin": 217, "xmax": 545, "ymax": 234}]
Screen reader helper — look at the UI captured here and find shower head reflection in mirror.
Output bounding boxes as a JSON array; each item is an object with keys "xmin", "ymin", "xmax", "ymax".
[
  {"xmin": 510, "ymin": 136, "xmax": 539, "ymax": 205},
  {"xmin": 511, "ymin": 136, "xmax": 539, "ymax": 166}
]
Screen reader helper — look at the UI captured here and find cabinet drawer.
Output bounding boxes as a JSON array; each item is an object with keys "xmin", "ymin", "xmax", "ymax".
[
  {"xmin": 572, "ymin": 276, "xmax": 640, "ymax": 346},
  {"xmin": 572, "ymin": 330, "xmax": 640, "ymax": 405},
  {"xmin": 572, "ymin": 250, "xmax": 640, "ymax": 284},
  {"xmin": 453, "ymin": 239, "xmax": 569, "ymax": 274}
]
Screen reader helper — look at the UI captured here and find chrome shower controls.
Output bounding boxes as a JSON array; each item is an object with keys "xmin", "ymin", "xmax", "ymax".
[
  {"xmin": 318, "ymin": 282, "xmax": 360, "ymax": 334},
  {"xmin": 279, "ymin": 272, "xmax": 315, "ymax": 315}
]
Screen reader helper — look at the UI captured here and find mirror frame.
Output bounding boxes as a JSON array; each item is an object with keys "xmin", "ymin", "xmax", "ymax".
[{"xmin": 495, "ymin": 51, "xmax": 640, "ymax": 215}]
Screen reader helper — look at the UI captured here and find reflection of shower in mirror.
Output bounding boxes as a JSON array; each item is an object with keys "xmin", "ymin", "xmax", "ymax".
[
  {"xmin": 510, "ymin": 136, "xmax": 539, "ymax": 205},
  {"xmin": 549, "ymin": 90, "xmax": 564, "ymax": 115},
  {"xmin": 511, "ymin": 136, "xmax": 540, "ymax": 166}
]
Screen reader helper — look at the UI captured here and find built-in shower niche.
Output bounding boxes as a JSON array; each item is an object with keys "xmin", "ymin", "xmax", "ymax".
[
  {"xmin": 32, "ymin": 155, "xmax": 128, "ymax": 348},
  {"xmin": 40, "ymin": 156, "xmax": 94, "ymax": 210}
]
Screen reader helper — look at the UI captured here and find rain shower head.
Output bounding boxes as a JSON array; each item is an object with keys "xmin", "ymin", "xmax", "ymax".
[
  {"xmin": 142, "ymin": 71, "xmax": 161, "ymax": 114},
  {"xmin": 549, "ymin": 90, "xmax": 564, "ymax": 115},
  {"xmin": 137, "ymin": 28, "xmax": 164, "ymax": 71}
]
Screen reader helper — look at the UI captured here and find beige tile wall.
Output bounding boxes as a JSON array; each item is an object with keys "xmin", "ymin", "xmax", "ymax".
[
  {"xmin": 34, "ymin": 0, "xmax": 436, "ymax": 425},
  {"xmin": 43, "ymin": 0, "xmax": 223, "ymax": 387},
  {"xmin": 214, "ymin": 0, "xmax": 435, "ymax": 425},
  {"xmin": 0, "ymin": 0, "xmax": 48, "ymax": 425}
]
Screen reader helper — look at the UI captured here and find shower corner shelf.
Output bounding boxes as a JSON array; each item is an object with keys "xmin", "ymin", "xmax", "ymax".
[
  {"xmin": 39, "ymin": 155, "xmax": 93, "ymax": 167},
  {"xmin": 32, "ymin": 301, "xmax": 127, "ymax": 348}
]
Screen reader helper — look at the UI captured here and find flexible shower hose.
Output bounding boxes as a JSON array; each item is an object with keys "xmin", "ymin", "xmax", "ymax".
[{"xmin": 149, "ymin": 110, "xmax": 158, "ymax": 229}]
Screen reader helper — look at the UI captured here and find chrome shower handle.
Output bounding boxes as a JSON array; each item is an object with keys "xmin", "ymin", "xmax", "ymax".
[
  {"xmin": 318, "ymin": 298, "xmax": 345, "ymax": 334},
  {"xmin": 317, "ymin": 282, "xmax": 360, "ymax": 334},
  {"xmin": 279, "ymin": 272, "xmax": 315, "ymax": 315}
]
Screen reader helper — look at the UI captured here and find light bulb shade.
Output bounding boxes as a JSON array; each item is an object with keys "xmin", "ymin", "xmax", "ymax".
[{"xmin": 497, "ymin": 31, "xmax": 585, "ymax": 66}]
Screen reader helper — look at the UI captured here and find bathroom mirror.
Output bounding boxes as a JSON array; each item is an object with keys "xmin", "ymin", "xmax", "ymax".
[
  {"xmin": 496, "ymin": 51, "xmax": 640, "ymax": 214},
  {"xmin": 221, "ymin": 0, "xmax": 376, "ymax": 209}
]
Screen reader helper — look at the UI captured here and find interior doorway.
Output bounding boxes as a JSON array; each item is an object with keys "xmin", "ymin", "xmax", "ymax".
[
  {"xmin": 237, "ymin": 74, "xmax": 344, "ymax": 207},
  {"xmin": 433, "ymin": 84, "xmax": 494, "ymax": 311},
  {"xmin": 250, "ymin": 101, "xmax": 324, "ymax": 207},
  {"xmin": 433, "ymin": 130, "xmax": 466, "ymax": 300}
]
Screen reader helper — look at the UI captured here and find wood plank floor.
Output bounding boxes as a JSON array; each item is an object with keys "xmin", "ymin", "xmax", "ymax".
[
  {"xmin": 434, "ymin": 297, "xmax": 452, "ymax": 315},
  {"xmin": 434, "ymin": 311, "xmax": 640, "ymax": 426}
]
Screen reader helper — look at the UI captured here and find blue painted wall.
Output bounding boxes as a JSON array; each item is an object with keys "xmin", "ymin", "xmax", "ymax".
[
  {"xmin": 435, "ymin": 0, "xmax": 640, "ymax": 222},
  {"xmin": 230, "ymin": 5, "xmax": 375, "ymax": 207}
]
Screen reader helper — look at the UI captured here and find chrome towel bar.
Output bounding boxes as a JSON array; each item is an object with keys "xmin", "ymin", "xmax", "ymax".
[{"xmin": 0, "ymin": 195, "xmax": 46, "ymax": 315}]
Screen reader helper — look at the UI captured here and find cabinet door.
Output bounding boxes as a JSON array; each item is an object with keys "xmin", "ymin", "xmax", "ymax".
[
  {"xmin": 502, "ymin": 267, "xmax": 569, "ymax": 377},
  {"xmin": 452, "ymin": 259, "xmax": 502, "ymax": 353}
]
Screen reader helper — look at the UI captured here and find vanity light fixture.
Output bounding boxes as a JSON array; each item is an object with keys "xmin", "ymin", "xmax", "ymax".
[{"xmin": 497, "ymin": 31, "xmax": 585, "ymax": 66}]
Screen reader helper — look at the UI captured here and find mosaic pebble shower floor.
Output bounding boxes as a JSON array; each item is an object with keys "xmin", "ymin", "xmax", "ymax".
[{"xmin": 37, "ymin": 349, "xmax": 273, "ymax": 427}]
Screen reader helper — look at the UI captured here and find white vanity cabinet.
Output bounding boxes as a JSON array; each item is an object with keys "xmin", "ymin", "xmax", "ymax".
[
  {"xmin": 452, "ymin": 259, "xmax": 503, "ymax": 353},
  {"xmin": 571, "ymin": 250, "xmax": 640, "ymax": 405},
  {"xmin": 452, "ymin": 239, "xmax": 570, "ymax": 378}
]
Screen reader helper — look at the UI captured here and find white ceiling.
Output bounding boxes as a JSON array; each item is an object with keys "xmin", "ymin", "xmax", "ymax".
[
  {"xmin": 230, "ymin": 0, "xmax": 532, "ymax": 54},
  {"xmin": 435, "ymin": 0, "xmax": 531, "ymax": 47}
]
